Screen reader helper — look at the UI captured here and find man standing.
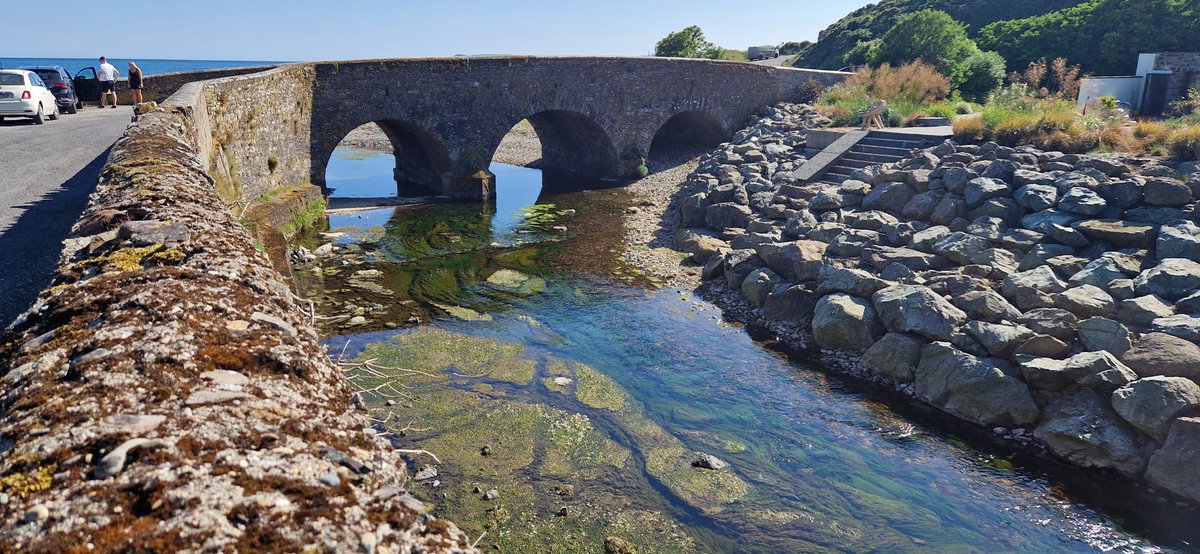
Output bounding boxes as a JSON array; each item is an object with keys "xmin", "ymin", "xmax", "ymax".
[{"xmin": 97, "ymin": 56, "xmax": 120, "ymax": 109}]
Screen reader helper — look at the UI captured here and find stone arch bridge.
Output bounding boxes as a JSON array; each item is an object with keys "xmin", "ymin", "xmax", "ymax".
[{"xmin": 305, "ymin": 57, "xmax": 846, "ymax": 199}]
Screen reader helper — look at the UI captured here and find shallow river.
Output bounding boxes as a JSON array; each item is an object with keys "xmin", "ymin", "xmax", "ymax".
[{"xmin": 295, "ymin": 148, "xmax": 1193, "ymax": 553}]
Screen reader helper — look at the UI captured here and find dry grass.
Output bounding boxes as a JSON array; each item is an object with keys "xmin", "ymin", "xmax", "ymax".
[
  {"xmin": 816, "ymin": 62, "xmax": 951, "ymax": 127},
  {"xmin": 1169, "ymin": 125, "xmax": 1200, "ymax": 161}
]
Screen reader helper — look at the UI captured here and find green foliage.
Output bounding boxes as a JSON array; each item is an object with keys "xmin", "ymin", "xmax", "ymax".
[
  {"xmin": 779, "ymin": 41, "xmax": 812, "ymax": 55},
  {"xmin": 790, "ymin": 0, "xmax": 1081, "ymax": 70},
  {"xmin": 870, "ymin": 10, "xmax": 977, "ymax": 76},
  {"xmin": 654, "ymin": 25, "xmax": 719, "ymax": 59},
  {"xmin": 954, "ymin": 50, "xmax": 1007, "ymax": 102},
  {"xmin": 266, "ymin": 155, "xmax": 279, "ymax": 173},
  {"xmin": 978, "ymin": 0, "xmax": 1200, "ymax": 75},
  {"xmin": 716, "ymin": 49, "xmax": 749, "ymax": 62},
  {"xmin": 843, "ymin": 39, "xmax": 880, "ymax": 66},
  {"xmin": 635, "ymin": 164, "xmax": 650, "ymax": 178}
]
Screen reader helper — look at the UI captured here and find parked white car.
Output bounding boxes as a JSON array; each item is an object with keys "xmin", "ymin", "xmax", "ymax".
[{"xmin": 0, "ymin": 69, "xmax": 60, "ymax": 124}]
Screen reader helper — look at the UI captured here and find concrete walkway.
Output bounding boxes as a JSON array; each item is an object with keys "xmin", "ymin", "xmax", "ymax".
[{"xmin": 0, "ymin": 106, "xmax": 131, "ymax": 324}]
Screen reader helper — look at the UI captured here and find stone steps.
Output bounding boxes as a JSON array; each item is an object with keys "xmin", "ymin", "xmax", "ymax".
[{"xmin": 814, "ymin": 130, "xmax": 947, "ymax": 185}]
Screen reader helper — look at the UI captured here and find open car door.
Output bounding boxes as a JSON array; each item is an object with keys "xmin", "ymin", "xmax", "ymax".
[{"xmin": 73, "ymin": 67, "xmax": 99, "ymax": 103}]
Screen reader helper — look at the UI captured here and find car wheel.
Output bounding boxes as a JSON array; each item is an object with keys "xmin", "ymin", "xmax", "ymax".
[
  {"xmin": 65, "ymin": 101, "xmax": 77, "ymax": 115},
  {"xmin": 48, "ymin": 104, "xmax": 59, "ymax": 121},
  {"xmin": 32, "ymin": 105, "xmax": 44, "ymax": 125}
]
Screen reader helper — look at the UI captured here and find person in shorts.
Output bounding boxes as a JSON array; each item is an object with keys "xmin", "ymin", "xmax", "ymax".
[{"xmin": 97, "ymin": 56, "xmax": 120, "ymax": 108}]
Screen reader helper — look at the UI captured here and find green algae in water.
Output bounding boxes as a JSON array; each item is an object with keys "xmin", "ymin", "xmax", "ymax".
[{"xmin": 315, "ymin": 160, "xmax": 1173, "ymax": 553}]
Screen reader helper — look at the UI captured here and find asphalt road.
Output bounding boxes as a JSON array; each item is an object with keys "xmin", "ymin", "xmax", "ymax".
[
  {"xmin": 752, "ymin": 55, "xmax": 795, "ymax": 67},
  {"xmin": 0, "ymin": 106, "xmax": 131, "ymax": 325}
]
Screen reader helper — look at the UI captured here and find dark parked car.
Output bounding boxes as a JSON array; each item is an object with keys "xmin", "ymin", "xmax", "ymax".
[{"xmin": 18, "ymin": 65, "xmax": 101, "ymax": 113}]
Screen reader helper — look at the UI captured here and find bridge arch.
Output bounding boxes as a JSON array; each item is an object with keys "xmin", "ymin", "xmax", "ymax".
[
  {"xmin": 323, "ymin": 120, "xmax": 450, "ymax": 198},
  {"xmin": 508, "ymin": 110, "xmax": 621, "ymax": 181},
  {"xmin": 648, "ymin": 111, "xmax": 728, "ymax": 165}
]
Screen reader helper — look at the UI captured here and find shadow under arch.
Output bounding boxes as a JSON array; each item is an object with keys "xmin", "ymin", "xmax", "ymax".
[
  {"xmin": 649, "ymin": 111, "xmax": 728, "ymax": 167},
  {"xmin": 325, "ymin": 119, "xmax": 451, "ymax": 198},
  {"xmin": 517, "ymin": 110, "xmax": 621, "ymax": 184}
]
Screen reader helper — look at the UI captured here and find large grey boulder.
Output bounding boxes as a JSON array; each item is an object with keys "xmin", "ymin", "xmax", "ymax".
[
  {"xmin": 1152, "ymin": 314, "xmax": 1200, "ymax": 344},
  {"xmin": 741, "ymin": 268, "xmax": 781, "ymax": 308},
  {"xmin": 1018, "ymin": 308, "xmax": 1079, "ymax": 340},
  {"xmin": 754, "ymin": 240, "xmax": 826, "ymax": 281},
  {"xmin": 1074, "ymin": 220, "xmax": 1157, "ymax": 248},
  {"xmin": 932, "ymin": 232, "xmax": 990, "ymax": 265},
  {"xmin": 861, "ymin": 245, "xmax": 949, "ymax": 272},
  {"xmin": 871, "ymin": 285, "xmax": 967, "ymax": 342},
  {"xmin": 915, "ymin": 342, "xmax": 1040, "ymax": 427},
  {"xmin": 1077, "ymin": 317, "xmax": 1133, "ymax": 356},
  {"xmin": 861, "ymin": 333, "xmax": 924, "ymax": 383},
  {"xmin": 1120, "ymin": 332, "xmax": 1200, "ymax": 381},
  {"xmin": 812, "ymin": 294, "xmax": 883, "ymax": 352},
  {"xmin": 1053, "ymin": 285, "xmax": 1116, "ymax": 318},
  {"xmin": 761, "ymin": 284, "xmax": 818, "ymax": 326},
  {"xmin": 909, "ymin": 225, "xmax": 951, "ymax": 253},
  {"xmin": 1020, "ymin": 244, "xmax": 1076, "ymax": 272},
  {"xmin": 1058, "ymin": 187, "xmax": 1107, "ymax": 215},
  {"xmin": 1146, "ymin": 417, "xmax": 1200, "ymax": 504},
  {"xmin": 827, "ymin": 229, "xmax": 881, "ymax": 258},
  {"xmin": 1116, "ymin": 295, "xmax": 1175, "ymax": 327},
  {"xmin": 1143, "ymin": 177, "xmax": 1192, "ymax": 206},
  {"xmin": 1097, "ymin": 178, "xmax": 1144, "ymax": 208},
  {"xmin": 680, "ymin": 193, "xmax": 710, "ymax": 227},
  {"xmin": 942, "ymin": 167, "xmax": 977, "ymax": 194},
  {"xmin": 1014, "ymin": 184, "xmax": 1058, "ymax": 211},
  {"xmin": 1111, "ymin": 376, "xmax": 1200, "ymax": 442},
  {"xmin": 1003, "ymin": 266, "xmax": 1068, "ymax": 311},
  {"xmin": 815, "ymin": 265, "xmax": 890, "ymax": 297},
  {"xmin": 1157, "ymin": 220, "xmax": 1200, "ymax": 262},
  {"xmin": 1018, "ymin": 351, "xmax": 1137, "ymax": 391},
  {"xmin": 964, "ymin": 321, "xmax": 1035, "ymax": 358},
  {"xmin": 951, "ymin": 289, "xmax": 1022, "ymax": 323},
  {"xmin": 705, "ymin": 203, "xmax": 752, "ymax": 230},
  {"xmin": 861, "ymin": 182, "xmax": 914, "ymax": 215},
  {"xmin": 1033, "ymin": 390, "xmax": 1149, "ymax": 476},
  {"xmin": 722, "ymin": 249, "xmax": 765, "ymax": 288},
  {"xmin": 964, "ymin": 177, "xmax": 1012, "ymax": 208},
  {"xmin": 1067, "ymin": 257, "xmax": 1127, "ymax": 289},
  {"xmin": 1134, "ymin": 258, "xmax": 1200, "ymax": 301}
]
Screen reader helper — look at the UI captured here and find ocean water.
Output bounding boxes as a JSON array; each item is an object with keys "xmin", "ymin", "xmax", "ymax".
[{"xmin": 0, "ymin": 57, "xmax": 284, "ymax": 77}]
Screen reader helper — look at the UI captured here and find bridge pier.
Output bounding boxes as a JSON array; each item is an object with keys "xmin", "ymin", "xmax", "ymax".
[{"xmin": 440, "ymin": 169, "xmax": 495, "ymax": 200}]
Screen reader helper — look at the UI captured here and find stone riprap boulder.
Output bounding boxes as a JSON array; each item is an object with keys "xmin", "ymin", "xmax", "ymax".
[{"xmin": 678, "ymin": 105, "xmax": 1200, "ymax": 505}]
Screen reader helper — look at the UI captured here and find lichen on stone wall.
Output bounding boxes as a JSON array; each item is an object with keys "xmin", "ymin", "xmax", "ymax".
[{"xmin": 0, "ymin": 103, "xmax": 474, "ymax": 552}]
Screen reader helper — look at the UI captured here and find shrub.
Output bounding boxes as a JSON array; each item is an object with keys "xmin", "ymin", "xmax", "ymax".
[
  {"xmin": 1133, "ymin": 119, "xmax": 1169, "ymax": 140},
  {"xmin": 955, "ymin": 51, "xmax": 1007, "ymax": 102},
  {"xmin": 816, "ymin": 62, "xmax": 951, "ymax": 126},
  {"xmin": 654, "ymin": 26, "xmax": 719, "ymax": 59},
  {"xmin": 953, "ymin": 114, "xmax": 986, "ymax": 143},
  {"xmin": 1169, "ymin": 126, "xmax": 1200, "ymax": 161},
  {"xmin": 795, "ymin": 79, "xmax": 827, "ymax": 105},
  {"xmin": 267, "ymin": 156, "xmax": 279, "ymax": 173},
  {"xmin": 1008, "ymin": 57, "xmax": 1084, "ymax": 100}
]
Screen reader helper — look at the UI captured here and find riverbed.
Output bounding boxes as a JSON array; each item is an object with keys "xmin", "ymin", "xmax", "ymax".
[{"xmin": 292, "ymin": 147, "xmax": 1185, "ymax": 552}]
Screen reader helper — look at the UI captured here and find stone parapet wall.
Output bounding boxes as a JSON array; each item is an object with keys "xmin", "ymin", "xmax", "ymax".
[
  {"xmin": 112, "ymin": 65, "xmax": 278, "ymax": 105},
  {"xmin": 0, "ymin": 89, "xmax": 473, "ymax": 551}
]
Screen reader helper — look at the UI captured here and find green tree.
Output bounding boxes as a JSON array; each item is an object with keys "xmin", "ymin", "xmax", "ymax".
[
  {"xmin": 954, "ymin": 50, "xmax": 1007, "ymax": 101},
  {"xmin": 654, "ymin": 26, "xmax": 719, "ymax": 59},
  {"xmin": 843, "ymin": 39, "xmax": 881, "ymax": 66},
  {"xmin": 870, "ymin": 10, "xmax": 977, "ymax": 76}
]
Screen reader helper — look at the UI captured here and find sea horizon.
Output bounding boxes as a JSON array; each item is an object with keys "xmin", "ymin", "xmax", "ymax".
[{"xmin": 0, "ymin": 57, "xmax": 287, "ymax": 77}]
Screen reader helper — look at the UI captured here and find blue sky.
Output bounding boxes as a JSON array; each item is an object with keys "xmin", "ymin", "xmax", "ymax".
[{"xmin": 11, "ymin": 0, "xmax": 874, "ymax": 61}]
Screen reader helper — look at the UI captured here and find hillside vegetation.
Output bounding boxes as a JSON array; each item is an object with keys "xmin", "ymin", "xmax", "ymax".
[
  {"xmin": 792, "ymin": 0, "xmax": 1084, "ymax": 70},
  {"xmin": 978, "ymin": 0, "xmax": 1200, "ymax": 75}
]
